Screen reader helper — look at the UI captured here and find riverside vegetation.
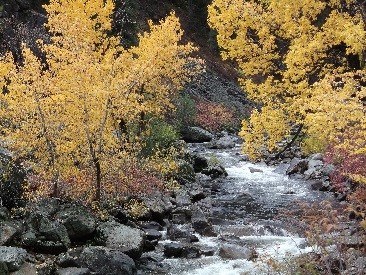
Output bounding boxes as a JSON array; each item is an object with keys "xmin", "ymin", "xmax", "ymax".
[{"xmin": 0, "ymin": 0, "xmax": 365, "ymax": 274}]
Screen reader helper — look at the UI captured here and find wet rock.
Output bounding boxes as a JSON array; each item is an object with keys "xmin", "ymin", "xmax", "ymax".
[
  {"xmin": 96, "ymin": 221, "xmax": 145, "ymax": 259},
  {"xmin": 190, "ymin": 188, "xmax": 206, "ymax": 203},
  {"xmin": 201, "ymin": 247, "xmax": 215, "ymax": 256},
  {"xmin": 304, "ymin": 159, "xmax": 324, "ymax": 179},
  {"xmin": 167, "ymin": 224, "xmax": 191, "ymax": 240},
  {"xmin": 163, "ymin": 243, "xmax": 201, "ymax": 259},
  {"xmin": 0, "ymin": 246, "xmax": 27, "ymax": 272},
  {"xmin": 248, "ymin": 167, "xmax": 263, "ymax": 173},
  {"xmin": 218, "ymin": 245, "xmax": 257, "ymax": 261},
  {"xmin": 163, "ymin": 243, "xmax": 184, "ymax": 258},
  {"xmin": 191, "ymin": 154, "xmax": 208, "ymax": 173},
  {"xmin": 273, "ymin": 163, "xmax": 291, "ymax": 174},
  {"xmin": 77, "ymin": 246, "xmax": 136, "ymax": 275},
  {"xmin": 191, "ymin": 207, "xmax": 216, "ymax": 237},
  {"xmin": 143, "ymin": 229, "xmax": 162, "ymax": 241},
  {"xmin": 140, "ymin": 221, "xmax": 163, "ymax": 231},
  {"xmin": 55, "ymin": 267, "xmax": 90, "ymax": 275},
  {"xmin": 310, "ymin": 180, "xmax": 324, "ymax": 191},
  {"xmin": 136, "ymin": 255, "xmax": 165, "ymax": 275},
  {"xmin": 208, "ymin": 134, "xmax": 237, "ymax": 149},
  {"xmin": 181, "ymin": 127, "xmax": 213, "ymax": 143},
  {"xmin": 171, "ymin": 209, "xmax": 190, "ymax": 224},
  {"xmin": 286, "ymin": 158, "xmax": 308, "ymax": 175},
  {"xmin": 55, "ymin": 205, "xmax": 96, "ymax": 240},
  {"xmin": 21, "ymin": 212, "xmax": 70, "ymax": 254},
  {"xmin": 182, "ymin": 246, "xmax": 201, "ymax": 259},
  {"xmin": 202, "ymin": 165, "xmax": 228, "ymax": 179}
]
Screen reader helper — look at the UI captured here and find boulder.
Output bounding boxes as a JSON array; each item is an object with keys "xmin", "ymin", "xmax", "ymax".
[
  {"xmin": 143, "ymin": 229, "xmax": 162, "ymax": 242},
  {"xmin": 163, "ymin": 243, "xmax": 184, "ymax": 258},
  {"xmin": 163, "ymin": 243, "xmax": 201, "ymax": 259},
  {"xmin": 208, "ymin": 134, "xmax": 237, "ymax": 149},
  {"xmin": 139, "ymin": 221, "xmax": 163, "ymax": 231},
  {"xmin": 171, "ymin": 207, "xmax": 192, "ymax": 224},
  {"xmin": 0, "ymin": 208, "xmax": 10, "ymax": 221},
  {"xmin": 55, "ymin": 205, "xmax": 96, "ymax": 240},
  {"xmin": 181, "ymin": 127, "xmax": 213, "ymax": 143},
  {"xmin": 143, "ymin": 229, "xmax": 161, "ymax": 249},
  {"xmin": 143, "ymin": 194, "xmax": 173, "ymax": 223},
  {"xmin": 248, "ymin": 167, "xmax": 263, "ymax": 173},
  {"xmin": 286, "ymin": 158, "xmax": 308, "ymax": 175},
  {"xmin": 0, "ymin": 221, "xmax": 20, "ymax": 245},
  {"xmin": 218, "ymin": 245, "xmax": 257, "ymax": 260},
  {"xmin": 77, "ymin": 246, "xmax": 136, "ymax": 275},
  {"xmin": 191, "ymin": 154, "xmax": 208, "ymax": 173},
  {"xmin": 11, "ymin": 262, "xmax": 37, "ymax": 275},
  {"xmin": 202, "ymin": 165, "xmax": 228, "ymax": 179},
  {"xmin": 96, "ymin": 221, "xmax": 145, "ymax": 259},
  {"xmin": 167, "ymin": 224, "xmax": 192, "ymax": 240},
  {"xmin": 191, "ymin": 207, "xmax": 216, "ymax": 236},
  {"xmin": 189, "ymin": 188, "xmax": 206, "ymax": 203},
  {"xmin": 21, "ymin": 212, "xmax": 70, "ymax": 254},
  {"xmin": 0, "ymin": 246, "xmax": 27, "ymax": 272},
  {"xmin": 55, "ymin": 267, "xmax": 90, "ymax": 275}
]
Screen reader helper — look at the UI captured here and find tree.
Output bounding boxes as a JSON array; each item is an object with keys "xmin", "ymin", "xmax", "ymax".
[
  {"xmin": 0, "ymin": 0, "xmax": 198, "ymax": 202},
  {"xmin": 208, "ymin": 0, "xmax": 366, "ymax": 176}
]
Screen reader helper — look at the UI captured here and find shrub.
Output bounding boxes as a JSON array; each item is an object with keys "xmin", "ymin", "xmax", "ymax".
[
  {"xmin": 324, "ymin": 145, "xmax": 366, "ymax": 191},
  {"xmin": 195, "ymin": 100, "xmax": 234, "ymax": 132},
  {"xmin": 173, "ymin": 94, "xmax": 196, "ymax": 130},
  {"xmin": 141, "ymin": 119, "xmax": 180, "ymax": 157},
  {"xmin": 25, "ymin": 155, "xmax": 165, "ymax": 205}
]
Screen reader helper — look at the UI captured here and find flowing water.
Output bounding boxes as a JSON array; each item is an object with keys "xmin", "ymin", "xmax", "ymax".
[{"xmin": 151, "ymin": 143, "xmax": 332, "ymax": 274}]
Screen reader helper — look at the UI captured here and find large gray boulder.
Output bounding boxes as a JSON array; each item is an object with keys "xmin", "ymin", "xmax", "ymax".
[
  {"xmin": 0, "ymin": 221, "xmax": 21, "ymax": 245},
  {"xmin": 219, "ymin": 244, "xmax": 257, "ymax": 260},
  {"xmin": 55, "ymin": 267, "xmax": 90, "ymax": 275},
  {"xmin": 286, "ymin": 158, "xmax": 308, "ymax": 175},
  {"xmin": 0, "ymin": 246, "xmax": 27, "ymax": 272},
  {"xmin": 77, "ymin": 246, "xmax": 135, "ymax": 275},
  {"xmin": 96, "ymin": 221, "xmax": 145, "ymax": 259},
  {"xmin": 55, "ymin": 205, "xmax": 96, "ymax": 240},
  {"xmin": 21, "ymin": 212, "xmax": 70, "ymax": 254},
  {"xmin": 208, "ymin": 134, "xmax": 238, "ymax": 149},
  {"xmin": 181, "ymin": 127, "xmax": 213, "ymax": 143}
]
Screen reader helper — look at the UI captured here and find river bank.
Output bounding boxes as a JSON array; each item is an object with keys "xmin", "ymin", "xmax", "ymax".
[{"xmin": 1, "ymin": 133, "xmax": 363, "ymax": 274}]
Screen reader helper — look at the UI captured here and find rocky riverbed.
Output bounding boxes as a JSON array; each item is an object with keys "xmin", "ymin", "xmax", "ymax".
[{"xmin": 0, "ymin": 133, "xmax": 363, "ymax": 274}]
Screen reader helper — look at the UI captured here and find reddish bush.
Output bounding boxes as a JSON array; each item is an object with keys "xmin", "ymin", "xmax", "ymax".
[
  {"xmin": 324, "ymin": 145, "xmax": 366, "ymax": 192},
  {"xmin": 25, "ymin": 160, "xmax": 165, "ymax": 204},
  {"xmin": 195, "ymin": 100, "xmax": 235, "ymax": 132}
]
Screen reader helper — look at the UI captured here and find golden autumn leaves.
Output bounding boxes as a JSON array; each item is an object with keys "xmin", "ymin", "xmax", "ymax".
[
  {"xmin": 0, "ymin": 0, "xmax": 199, "ymax": 201},
  {"xmin": 209, "ymin": 0, "xmax": 366, "ymax": 182}
]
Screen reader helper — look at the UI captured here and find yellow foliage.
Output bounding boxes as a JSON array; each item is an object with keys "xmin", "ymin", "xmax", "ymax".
[
  {"xmin": 0, "ymin": 0, "xmax": 199, "ymax": 201},
  {"xmin": 209, "ymin": 0, "xmax": 366, "ymax": 169}
]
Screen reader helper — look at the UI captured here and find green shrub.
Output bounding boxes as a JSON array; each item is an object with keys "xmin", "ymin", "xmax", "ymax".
[
  {"xmin": 174, "ymin": 94, "xmax": 197, "ymax": 130},
  {"xmin": 142, "ymin": 119, "xmax": 180, "ymax": 156}
]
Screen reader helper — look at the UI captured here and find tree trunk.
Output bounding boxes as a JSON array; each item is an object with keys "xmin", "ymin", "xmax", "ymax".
[{"xmin": 95, "ymin": 159, "xmax": 101, "ymax": 202}]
